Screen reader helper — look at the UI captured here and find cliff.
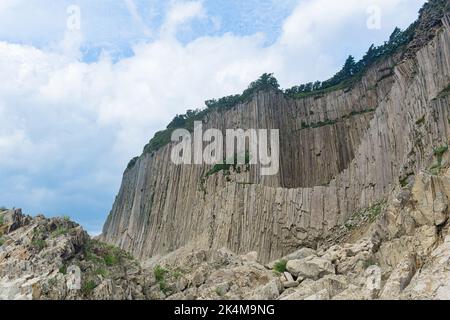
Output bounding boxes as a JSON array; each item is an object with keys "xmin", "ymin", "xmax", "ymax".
[
  {"xmin": 101, "ymin": 1, "xmax": 450, "ymax": 264},
  {"xmin": 3, "ymin": 1, "xmax": 450, "ymax": 301}
]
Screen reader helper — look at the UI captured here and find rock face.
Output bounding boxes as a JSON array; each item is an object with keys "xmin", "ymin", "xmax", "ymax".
[
  {"xmin": 3, "ymin": 1, "xmax": 450, "ymax": 301},
  {"xmin": 0, "ymin": 209, "xmax": 152, "ymax": 300},
  {"xmin": 0, "ymin": 210, "xmax": 284, "ymax": 300},
  {"xmin": 3, "ymin": 165, "xmax": 450, "ymax": 300},
  {"xmin": 101, "ymin": 3, "xmax": 450, "ymax": 264}
]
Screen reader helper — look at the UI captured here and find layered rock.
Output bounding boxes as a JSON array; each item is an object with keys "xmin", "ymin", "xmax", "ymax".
[{"xmin": 101, "ymin": 5, "xmax": 450, "ymax": 264}]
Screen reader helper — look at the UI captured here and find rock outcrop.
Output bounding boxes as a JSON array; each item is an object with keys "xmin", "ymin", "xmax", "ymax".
[
  {"xmin": 3, "ymin": 163, "xmax": 450, "ymax": 300},
  {"xmin": 101, "ymin": 1, "xmax": 450, "ymax": 265}
]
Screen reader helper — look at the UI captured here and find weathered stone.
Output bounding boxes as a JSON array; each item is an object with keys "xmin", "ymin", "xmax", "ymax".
[
  {"xmin": 380, "ymin": 256, "xmax": 416, "ymax": 299},
  {"xmin": 283, "ymin": 281, "xmax": 299, "ymax": 289},
  {"xmin": 283, "ymin": 248, "xmax": 316, "ymax": 262},
  {"xmin": 286, "ymin": 257, "xmax": 335, "ymax": 280}
]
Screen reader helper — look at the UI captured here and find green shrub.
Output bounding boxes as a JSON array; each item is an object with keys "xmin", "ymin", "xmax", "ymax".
[
  {"xmin": 59, "ymin": 265, "xmax": 67, "ymax": 275},
  {"xmin": 154, "ymin": 265, "xmax": 170, "ymax": 293},
  {"xmin": 0, "ymin": 215, "xmax": 4, "ymax": 225},
  {"xmin": 172, "ymin": 269, "xmax": 183, "ymax": 280},
  {"xmin": 51, "ymin": 227, "xmax": 69, "ymax": 238},
  {"xmin": 103, "ymin": 253, "xmax": 119, "ymax": 266},
  {"xmin": 126, "ymin": 157, "xmax": 139, "ymax": 170},
  {"xmin": 82, "ymin": 280, "xmax": 97, "ymax": 296},
  {"xmin": 368, "ymin": 203, "xmax": 383, "ymax": 222},
  {"xmin": 31, "ymin": 239, "xmax": 47, "ymax": 251},
  {"xmin": 205, "ymin": 152, "xmax": 251, "ymax": 177},
  {"xmin": 0, "ymin": 237, "xmax": 5, "ymax": 247},
  {"xmin": 434, "ymin": 144, "xmax": 448, "ymax": 164},
  {"xmin": 273, "ymin": 260, "xmax": 288, "ymax": 273},
  {"xmin": 95, "ymin": 268, "xmax": 108, "ymax": 277},
  {"xmin": 154, "ymin": 265, "xmax": 168, "ymax": 282}
]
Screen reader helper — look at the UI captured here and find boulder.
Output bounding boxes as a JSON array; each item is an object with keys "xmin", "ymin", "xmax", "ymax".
[
  {"xmin": 286, "ymin": 256, "xmax": 335, "ymax": 280},
  {"xmin": 284, "ymin": 248, "xmax": 316, "ymax": 261}
]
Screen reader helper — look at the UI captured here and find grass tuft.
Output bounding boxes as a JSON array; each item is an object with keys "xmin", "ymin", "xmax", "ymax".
[{"xmin": 273, "ymin": 260, "xmax": 288, "ymax": 273}]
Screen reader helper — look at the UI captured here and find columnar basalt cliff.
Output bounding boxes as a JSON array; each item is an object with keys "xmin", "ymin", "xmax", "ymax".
[
  {"xmin": 3, "ymin": 0, "xmax": 450, "ymax": 301},
  {"xmin": 101, "ymin": 2, "xmax": 450, "ymax": 264}
]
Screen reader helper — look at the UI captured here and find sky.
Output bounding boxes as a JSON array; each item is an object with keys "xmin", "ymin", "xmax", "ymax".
[{"xmin": 0, "ymin": 0, "xmax": 426, "ymax": 235}]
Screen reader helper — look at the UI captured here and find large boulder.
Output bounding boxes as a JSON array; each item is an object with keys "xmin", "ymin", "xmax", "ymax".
[{"xmin": 286, "ymin": 256, "xmax": 335, "ymax": 280}]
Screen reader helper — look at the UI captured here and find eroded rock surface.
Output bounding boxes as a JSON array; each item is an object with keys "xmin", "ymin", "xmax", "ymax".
[{"xmin": 101, "ymin": 2, "xmax": 450, "ymax": 265}]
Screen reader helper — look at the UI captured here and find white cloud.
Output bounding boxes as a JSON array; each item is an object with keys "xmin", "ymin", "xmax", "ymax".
[
  {"xmin": 161, "ymin": 0, "xmax": 205, "ymax": 38},
  {"xmin": 123, "ymin": 0, "xmax": 153, "ymax": 37},
  {"xmin": 0, "ymin": 0, "xmax": 426, "ymax": 224}
]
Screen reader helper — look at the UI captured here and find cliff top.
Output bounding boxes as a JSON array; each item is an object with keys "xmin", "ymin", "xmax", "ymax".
[{"xmin": 130, "ymin": 0, "xmax": 450, "ymax": 165}]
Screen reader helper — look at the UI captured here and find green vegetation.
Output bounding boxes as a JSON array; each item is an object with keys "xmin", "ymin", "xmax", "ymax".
[
  {"xmin": 368, "ymin": 203, "xmax": 384, "ymax": 223},
  {"xmin": 138, "ymin": 73, "xmax": 280, "ymax": 159},
  {"xmin": 0, "ymin": 215, "xmax": 4, "ymax": 225},
  {"xmin": 301, "ymin": 119, "xmax": 337, "ymax": 130},
  {"xmin": 0, "ymin": 237, "xmax": 5, "ymax": 247},
  {"xmin": 300, "ymin": 108, "xmax": 375, "ymax": 130},
  {"xmin": 430, "ymin": 144, "xmax": 448, "ymax": 175},
  {"xmin": 346, "ymin": 109, "xmax": 376, "ymax": 118},
  {"xmin": 82, "ymin": 280, "xmax": 97, "ymax": 296},
  {"xmin": 437, "ymin": 84, "xmax": 450, "ymax": 98},
  {"xmin": 95, "ymin": 268, "xmax": 108, "ymax": 277},
  {"xmin": 363, "ymin": 257, "xmax": 379, "ymax": 269},
  {"xmin": 206, "ymin": 73, "xmax": 280, "ymax": 110},
  {"xmin": 62, "ymin": 215, "xmax": 71, "ymax": 222},
  {"xmin": 285, "ymin": 25, "xmax": 416, "ymax": 99},
  {"xmin": 215, "ymin": 287, "xmax": 225, "ymax": 297},
  {"xmin": 31, "ymin": 238, "xmax": 47, "ymax": 251},
  {"xmin": 205, "ymin": 152, "xmax": 251, "ymax": 177},
  {"xmin": 345, "ymin": 201, "xmax": 385, "ymax": 230},
  {"xmin": 154, "ymin": 265, "xmax": 169, "ymax": 293},
  {"xmin": 84, "ymin": 240, "xmax": 124, "ymax": 267},
  {"xmin": 59, "ymin": 265, "xmax": 67, "ymax": 275},
  {"xmin": 154, "ymin": 265, "xmax": 168, "ymax": 282},
  {"xmin": 126, "ymin": 157, "xmax": 139, "ymax": 170},
  {"xmin": 51, "ymin": 226, "xmax": 69, "ymax": 238},
  {"xmin": 273, "ymin": 259, "xmax": 288, "ymax": 273},
  {"xmin": 415, "ymin": 115, "xmax": 426, "ymax": 126},
  {"xmin": 172, "ymin": 268, "xmax": 184, "ymax": 280},
  {"xmin": 103, "ymin": 252, "xmax": 119, "ymax": 266},
  {"xmin": 399, "ymin": 173, "xmax": 414, "ymax": 188}
]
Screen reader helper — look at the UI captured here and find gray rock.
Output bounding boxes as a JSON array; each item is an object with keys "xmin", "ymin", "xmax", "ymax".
[{"xmin": 286, "ymin": 257, "xmax": 335, "ymax": 280}]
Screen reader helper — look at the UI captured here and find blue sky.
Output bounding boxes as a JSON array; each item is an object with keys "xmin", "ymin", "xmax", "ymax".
[{"xmin": 0, "ymin": 0, "xmax": 426, "ymax": 234}]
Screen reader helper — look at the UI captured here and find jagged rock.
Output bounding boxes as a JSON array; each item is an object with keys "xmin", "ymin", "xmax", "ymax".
[
  {"xmin": 283, "ymin": 272, "xmax": 295, "ymax": 282},
  {"xmin": 365, "ymin": 266, "xmax": 382, "ymax": 299},
  {"xmin": 240, "ymin": 251, "xmax": 258, "ymax": 263},
  {"xmin": 304, "ymin": 289, "xmax": 330, "ymax": 300},
  {"xmin": 283, "ymin": 281, "xmax": 299, "ymax": 289},
  {"xmin": 412, "ymin": 173, "xmax": 450, "ymax": 226},
  {"xmin": 283, "ymin": 248, "xmax": 317, "ymax": 262},
  {"xmin": 244, "ymin": 279, "xmax": 281, "ymax": 300},
  {"xmin": 380, "ymin": 255, "xmax": 417, "ymax": 299},
  {"xmin": 401, "ymin": 235, "xmax": 450, "ymax": 300},
  {"xmin": 286, "ymin": 256, "xmax": 335, "ymax": 280}
]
